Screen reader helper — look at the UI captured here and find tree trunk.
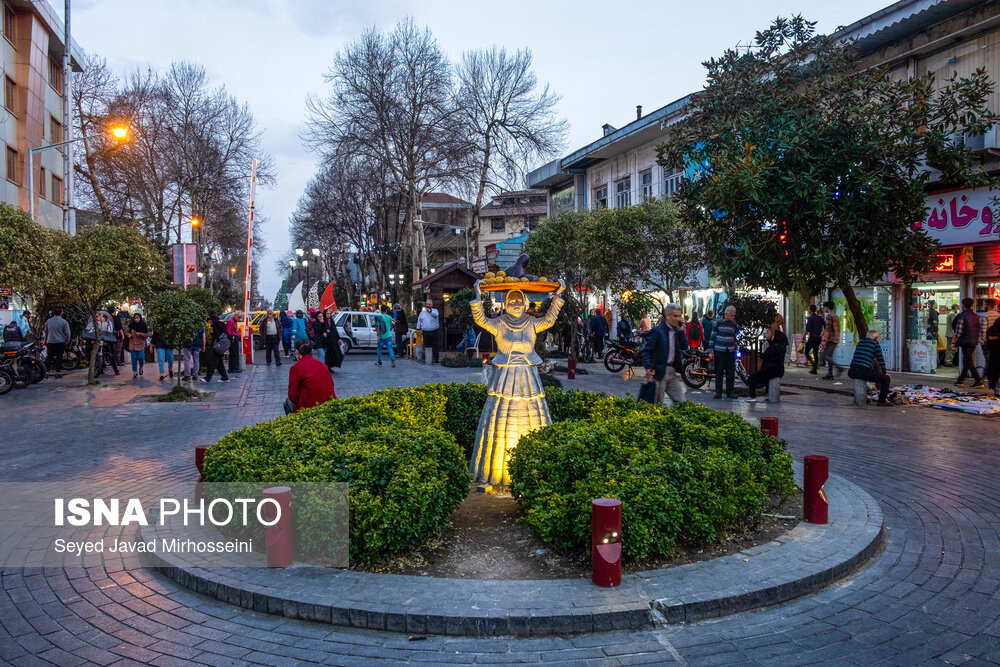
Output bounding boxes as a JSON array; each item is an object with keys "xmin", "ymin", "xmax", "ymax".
[
  {"xmin": 838, "ymin": 280, "xmax": 869, "ymax": 340},
  {"xmin": 471, "ymin": 141, "xmax": 491, "ymax": 259}
]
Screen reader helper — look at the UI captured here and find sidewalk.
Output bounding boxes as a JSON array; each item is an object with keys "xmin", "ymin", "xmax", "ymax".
[{"xmin": 779, "ymin": 362, "xmax": 996, "ymax": 397}]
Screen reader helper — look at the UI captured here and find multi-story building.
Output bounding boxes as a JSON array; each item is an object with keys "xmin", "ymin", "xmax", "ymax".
[
  {"xmin": 476, "ymin": 189, "xmax": 547, "ymax": 257},
  {"xmin": 1, "ymin": 0, "xmax": 82, "ymax": 233}
]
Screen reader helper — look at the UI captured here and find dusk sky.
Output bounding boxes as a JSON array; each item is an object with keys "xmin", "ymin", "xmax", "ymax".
[{"xmin": 65, "ymin": 0, "xmax": 888, "ymax": 302}]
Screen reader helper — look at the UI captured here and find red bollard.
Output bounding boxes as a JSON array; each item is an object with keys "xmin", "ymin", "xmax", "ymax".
[
  {"xmin": 195, "ymin": 445, "xmax": 210, "ymax": 481},
  {"xmin": 262, "ymin": 486, "xmax": 294, "ymax": 567},
  {"xmin": 760, "ymin": 417, "xmax": 778, "ymax": 438},
  {"xmin": 567, "ymin": 358, "xmax": 576, "ymax": 380},
  {"xmin": 803, "ymin": 455, "xmax": 829, "ymax": 524},
  {"xmin": 592, "ymin": 498, "xmax": 622, "ymax": 587}
]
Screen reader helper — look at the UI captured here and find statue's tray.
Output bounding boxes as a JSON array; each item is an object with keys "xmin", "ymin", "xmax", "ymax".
[{"xmin": 480, "ymin": 280, "xmax": 560, "ymax": 293}]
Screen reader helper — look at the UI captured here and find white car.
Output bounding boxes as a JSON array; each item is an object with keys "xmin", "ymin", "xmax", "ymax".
[{"xmin": 332, "ymin": 311, "xmax": 390, "ymax": 353}]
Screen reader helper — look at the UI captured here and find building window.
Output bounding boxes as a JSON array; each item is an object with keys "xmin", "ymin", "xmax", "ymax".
[
  {"xmin": 640, "ymin": 169, "xmax": 653, "ymax": 199},
  {"xmin": 3, "ymin": 3, "xmax": 14, "ymax": 44},
  {"xmin": 527, "ymin": 216, "xmax": 539, "ymax": 230},
  {"xmin": 39, "ymin": 167, "xmax": 45, "ymax": 198},
  {"xmin": 593, "ymin": 185, "xmax": 608, "ymax": 209},
  {"xmin": 49, "ymin": 115, "xmax": 62, "ymax": 144},
  {"xmin": 5, "ymin": 145, "xmax": 18, "ymax": 184},
  {"xmin": 615, "ymin": 177, "xmax": 631, "ymax": 209},
  {"xmin": 663, "ymin": 169, "xmax": 684, "ymax": 198},
  {"xmin": 48, "ymin": 56, "xmax": 62, "ymax": 93},
  {"xmin": 491, "ymin": 218, "xmax": 505, "ymax": 233},
  {"xmin": 4, "ymin": 76, "xmax": 15, "ymax": 114},
  {"xmin": 51, "ymin": 175, "xmax": 63, "ymax": 205}
]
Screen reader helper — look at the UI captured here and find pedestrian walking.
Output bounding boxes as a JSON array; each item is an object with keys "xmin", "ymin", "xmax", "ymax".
[
  {"xmin": 182, "ymin": 326, "xmax": 205, "ymax": 380},
  {"xmin": 804, "ymin": 304, "xmax": 825, "ymax": 373},
  {"xmin": 746, "ymin": 315, "xmax": 787, "ymax": 401},
  {"xmin": 686, "ymin": 312, "xmax": 704, "ymax": 349},
  {"xmin": 701, "ymin": 311, "xmax": 715, "ymax": 346},
  {"xmin": 280, "ymin": 310, "xmax": 294, "ymax": 357},
  {"xmin": 708, "ymin": 305, "xmax": 739, "ymax": 399},
  {"xmin": 952, "ymin": 297, "xmax": 983, "ymax": 387},
  {"xmin": 980, "ymin": 298, "xmax": 999, "ymax": 370},
  {"xmin": 946, "ymin": 304, "xmax": 959, "ymax": 366},
  {"xmin": 641, "ymin": 304, "xmax": 689, "ymax": 406},
  {"xmin": 43, "ymin": 308, "xmax": 71, "ymax": 373},
  {"xmin": 417, "ymin": 299, "xmax": 440, "ymax": 363},
  {"xmin": 286, "ymin": 339, "xmax": 335, "ymax": 413},
  {"xmin": 126, "ymin": 313, "xmax": 150, "ymax": 379},
  {"xmin": 152, "ymin": 330, "xmax": 174, "ymax": 381},
  {"xmin": 985, "ymin": 316, "xmax": 1000, "ymax": 398},
  {"xmin": 263, "ymin": 310, "xmax": 282, "ymax": 366},
  {"xmin": 588, "ymin": 309, "xmax": 608, "ymax": 357},
  {"xmin": 323, "ymin": 314, "xmax": 343, "ymax": 372},
  {"xmin": 291, "ymin": 310, "xmax": 308, "ymax": 348},
  {"xmin": 638, "ymin": 312, "xmax": 652, "ymax": 334},
  {"xmin": 393, "ymin": 303, "xmax": 408, "ymax": 356},
  {"xmin": 312, "ymin": 311, "xmax": 328, "ymax": 364},
  {"xmin": 375, "ymin": 305, "xmax": 395, "ymax": 367},
  {"xmin": 226, "ymin": 314, "xmax": 242, "ymax": 375},
  {"xmin": 201, "ymin": 315, "xmax": 231, "ymax": 383},
  {"xmin": 848, "ymin": 329, "xmax": 892, "ymax": 406},
  {"xmin": 820, "ymin": 301, "xmax": 844, "ymax": 379},
  {"xmin": 114, "ymin": 307, "xmax": 129, "ymax": 364}
]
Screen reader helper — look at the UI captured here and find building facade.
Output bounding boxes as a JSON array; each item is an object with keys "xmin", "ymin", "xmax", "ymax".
[
  {"xmin": 476, "ymin": 189, "xmax": 547, "ymax": 257},
  {"xmin": 1, "ymin": 0, "xmax": 82, "ymax": 233}
]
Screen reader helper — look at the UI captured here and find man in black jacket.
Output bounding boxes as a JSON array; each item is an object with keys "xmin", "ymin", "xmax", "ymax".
[
  {"xmin": 804, "ymin": 304, "xmax": 825, "ymax": 373},
  {"xmin": 747, "ymin": 316, "xmax": 788, "ymax": 401},
  {"xmin": 641, "ymin": 304, "xmax": 689, "ymax": 406}
]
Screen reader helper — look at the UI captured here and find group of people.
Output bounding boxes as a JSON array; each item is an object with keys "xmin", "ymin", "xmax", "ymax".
[
  {"xmin": 951, "ymin": 297, "xmax": 1000, "ymax": 396},
  {"xmin": 263, "ymin": 308, "xmax": 344, "ymax": 373}
]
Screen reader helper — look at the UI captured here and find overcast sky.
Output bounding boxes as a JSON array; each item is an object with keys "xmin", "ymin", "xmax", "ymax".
[{"xmin": 66, "ymin": 0, "xmax": 888, "ymax": 302}]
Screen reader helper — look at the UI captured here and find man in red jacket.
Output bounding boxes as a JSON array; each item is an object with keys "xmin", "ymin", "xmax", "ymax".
[{"xmin": 287, "ymin": 339, "xmax": 335, "ymax": 413}]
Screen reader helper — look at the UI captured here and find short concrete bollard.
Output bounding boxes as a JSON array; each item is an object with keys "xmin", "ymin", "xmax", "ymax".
[
  {"xmin": 767, "ymin": 377, "xmax": 781, "ymax": 403},
  {"xmin": 853, "ymin": 379, "xmax": 867, "ymax": 406},
  {"xmin": 262, "ymin": 486, "xmax": 293, "ymax": 568},
  {"xmin": 424, "ymin": 348, "xmax": 434, "ymax": 365},
  {"xmin": 592, "ymin": 498, "xmax": 622, "ymax": 587},
  {"xmin": 803, "ymin": 455, "xmax": 829, "ymax": 524}
]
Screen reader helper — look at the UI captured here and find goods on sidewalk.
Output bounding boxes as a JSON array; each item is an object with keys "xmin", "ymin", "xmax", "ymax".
[{"xmin": 873, "ymin": 384, "xmax": 1000, "ymax": 415}]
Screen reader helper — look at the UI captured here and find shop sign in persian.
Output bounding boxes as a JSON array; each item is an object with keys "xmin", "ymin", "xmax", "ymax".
[{"xmin": 915, "ymin": 187, "xmax": 1000, "ymax": 246}]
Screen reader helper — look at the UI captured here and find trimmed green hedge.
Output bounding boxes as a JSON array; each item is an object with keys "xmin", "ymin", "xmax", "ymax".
[
  {"xmin": 204, "ymin": 382, "xmax": 794, "ymax": 566},
  {"xmin": 509, "ymin": 391, "xmax": 795, "ymax": 562}
]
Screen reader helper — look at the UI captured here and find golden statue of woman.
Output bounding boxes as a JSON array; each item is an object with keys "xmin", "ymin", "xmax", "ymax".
[{"xmin": 469, "ymin": 279, "xmax": 566, "ymax": 486}]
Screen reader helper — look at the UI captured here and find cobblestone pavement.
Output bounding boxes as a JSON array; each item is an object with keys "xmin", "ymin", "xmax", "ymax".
[{"xmin": 2, "ymin": 352, "xmax": 1000, "ymax": 665}]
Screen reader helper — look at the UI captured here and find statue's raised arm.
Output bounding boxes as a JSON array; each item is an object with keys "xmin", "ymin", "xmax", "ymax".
[
  {"xmin": 470, "ymin": 280, "xmax": 499, "ymax": 336},
  {"xmin": 535, "ymin": 280, "xmax": 566, "ymax": 334}
]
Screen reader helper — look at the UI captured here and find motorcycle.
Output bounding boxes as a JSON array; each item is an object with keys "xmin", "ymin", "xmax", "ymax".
[
  {"xmin": 603, "ymin": 339, "xmax": 642, "ymax": 373},
  {"xmin": 0, "ymin": 366, "xmax": 13, "ymax": 394},
  {"xmin": 681, "ymin": 347, "xmax": 751, "ymax": 389},
  {"xmin": 0, "ymin": 341, "xmax": 44, "ymax": 388}
]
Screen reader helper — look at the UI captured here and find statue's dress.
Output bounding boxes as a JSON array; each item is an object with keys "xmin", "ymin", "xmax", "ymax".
[{"xmin": 469, "ymin": 294, "xmax": 564, "ymax": 485}]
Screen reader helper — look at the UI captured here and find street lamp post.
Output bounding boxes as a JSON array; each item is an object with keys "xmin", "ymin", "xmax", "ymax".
[{"xmin": 29, "ymin": 126, "xmax": 129, "ymax": 223}]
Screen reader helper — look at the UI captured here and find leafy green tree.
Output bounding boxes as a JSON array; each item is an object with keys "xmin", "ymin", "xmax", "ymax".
[
  {"xmin": 146, "ymin": 290, "xmax": 208, "ymax": 386},
  {"xmin": 184, "ymin": 285, "xmax": 223, "ymax": 318},
  {"xmin": 0, "ymin": 203, "xmax": 65, "ymax": 333},
  {"xmin": 448, "ymin": 286, "xmax": 493, "ymax": 331},
  {"xmin": 523, "ymin": 210, "xmax": 591, "ymax": 359},
  {"xmin": 722, "ymin": 293, "xmax": 778, "ymax": 343},
  {"xmin": 659, "ymin": 16, "xmax": 996, "ymax": 337},
  {"xmin": 584, "ymin": 198, "xmax": 704, "ymax": 301},
  {"xmin": 60, "ymin": 225, "xmax": 164, "ymax": 383},
  {"xmin": 613, "ymin": 291, "xmax": 662, "ymax": 329}
]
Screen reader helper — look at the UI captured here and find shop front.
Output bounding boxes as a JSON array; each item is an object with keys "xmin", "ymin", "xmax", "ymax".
[{"xmin": 902, "ymin": 186, "xmax": 1000, "ymax": 373}]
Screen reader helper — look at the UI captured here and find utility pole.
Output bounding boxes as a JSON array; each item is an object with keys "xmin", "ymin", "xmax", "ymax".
[{"xmin": 61, "ymin": 0, "xmax": 73, "ymax": 234}]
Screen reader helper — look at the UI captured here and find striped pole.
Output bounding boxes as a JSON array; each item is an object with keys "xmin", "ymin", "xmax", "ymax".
[{"xmin": 242, "ymin": 159, "xmax": 257, "ymax": 365}]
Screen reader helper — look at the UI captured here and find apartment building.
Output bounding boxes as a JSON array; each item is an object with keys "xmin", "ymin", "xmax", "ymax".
[{"xmin": 1, "ymin": 0, "xmax": 83, "ymax": 233}]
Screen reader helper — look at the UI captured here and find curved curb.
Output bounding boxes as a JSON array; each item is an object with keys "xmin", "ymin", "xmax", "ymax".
[{"xmin": 142, "ymin": 465, "xmax": 884, "ymax": 636}]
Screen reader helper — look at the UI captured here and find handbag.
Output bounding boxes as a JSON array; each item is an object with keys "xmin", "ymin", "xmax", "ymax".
[
  {"xmin": 212, "ymin": 333, "xmax": 229, "ymax": 356},
  {"xmin": 637, "ymin": 381, "xmax": 657, "ymax": 404}
]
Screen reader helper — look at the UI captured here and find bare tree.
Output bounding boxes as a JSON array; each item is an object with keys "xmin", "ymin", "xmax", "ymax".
[
  {"xmin": 455, "ymin": 47, "xmax": 567, "ymax": 251},
  {"xmin": 305, "ymin": 17, "xmax": 468, "ymax": 299}
]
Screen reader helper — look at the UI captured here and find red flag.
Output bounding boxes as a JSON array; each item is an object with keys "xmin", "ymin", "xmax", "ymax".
[{"xmin": 319, "ymin": 281, "xmax": 338, "ymax": 313}]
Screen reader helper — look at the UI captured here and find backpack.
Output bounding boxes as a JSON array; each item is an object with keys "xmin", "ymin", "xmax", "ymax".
[
  {"xmin": 213, "ymin": 332, "xmax": 230, "ymax": 356},
  {"xmin": 375, "ymin": 314, "xmax": 388, "ymax": 336}
]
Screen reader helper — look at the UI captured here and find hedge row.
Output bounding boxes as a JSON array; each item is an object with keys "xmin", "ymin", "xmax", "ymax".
[
  {"xmin": 202, "ymin": 385, "xmax": 478, "ymax": 564},
  {"xmin": 203, "ymin": 382, "xmax": 794, "ymax": 566},
  {"xmin": 509, "ymin": 391, "xmax": 795, "ymax": 561}
]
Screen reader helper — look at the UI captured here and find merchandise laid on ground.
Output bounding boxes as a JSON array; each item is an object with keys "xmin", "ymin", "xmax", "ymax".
[{"xmin": 871, "ymin": 383, "xmax": 1000, "ymax": 415}]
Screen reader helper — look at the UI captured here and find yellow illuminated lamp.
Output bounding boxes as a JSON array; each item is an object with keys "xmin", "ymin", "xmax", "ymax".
[
  {"xmin": 110, "ymin": 126, "xmax": 129, "ymax": 140},
  {"xmin": 190, "ymin": 218, "xmax": 200, "ymax": 228},
  {"xmin": 230, "ymin": 267, "xmax": 237, "ymax": 274}
]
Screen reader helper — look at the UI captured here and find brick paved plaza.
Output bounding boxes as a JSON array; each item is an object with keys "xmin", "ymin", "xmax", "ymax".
[{"xmin": 2, "ymin": 353, "xmax": 999, "ymax": 665}]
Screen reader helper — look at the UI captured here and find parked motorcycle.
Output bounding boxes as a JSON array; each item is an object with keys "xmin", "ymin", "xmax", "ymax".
[
  {"xmin": 603, "ymin": 339, "xmax": 642, "ymax": 373},
  {"xmin": 681, "ymin": 347, "xmax": 751, "ymax": 389},
  {"xmin": 0, "ymin": 341, "xmax": 44, "ymax": 388}
]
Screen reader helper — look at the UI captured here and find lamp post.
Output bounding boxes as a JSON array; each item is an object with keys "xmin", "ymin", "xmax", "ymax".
[{"xmin": 29, "ymin": 125, "xmax": 129, "ymax": 223}]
